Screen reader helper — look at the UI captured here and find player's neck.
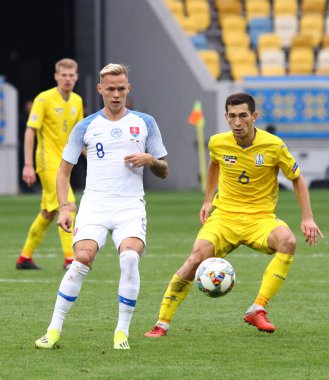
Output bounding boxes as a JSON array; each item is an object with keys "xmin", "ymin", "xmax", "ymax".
[
  {"xmin": 57, "ymin": 87, "xmax": 71, "ymax": 101},
  {"xmin": 103, "ymin": 107, "xmax": 127, "ymax": 121},
  {"xmin": 235, "ymin": 127, "xmax": 256, "ymax": 148}
]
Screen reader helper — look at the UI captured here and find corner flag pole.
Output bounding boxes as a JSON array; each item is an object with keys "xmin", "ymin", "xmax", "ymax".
[{"xmin": 188, "ymin": 101, "xmax": 207, "ymax": 192}]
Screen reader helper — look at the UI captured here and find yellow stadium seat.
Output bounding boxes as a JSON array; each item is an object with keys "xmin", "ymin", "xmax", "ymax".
[
  {"xmin": 216, "ymin": 1, "xmax": 243, "ymax": 26},
  {"xmin": 198, "ymin": 50, "xmax": 221, "ymax": 79},
  {"xmin": 273, "ymin": 0, "xmax": 298, "ymax": 16},
  {"xmin": 261, "ymin": 66, "xmax": 286, "ymax": 76},
  {"xmin": 223, "ymin": 32, "xmax": 250, "ymax": 49},
  {"xmin": 231, "ymin": 63, "xmax": 259, "ymax": 81},
  {"xmin": 186, "ymin": 1, "xmax": 211, "ymax": 31},
  {"xmin": 245, "ymin": 0, "xmax": 270, "ymax": 22},
  {"xmin": 300, "ymin": 14, "xmax": 324, "ymax": 47},
  {"xmin": 226, "ymin": 49, "xmax": 257, "ymax": 65},
  {"xmin": 322, "ymin": 35, "xmax": 329, "ymax": 48},
  {"xmin": 258, "ymin": 33, "xmax": 282, "ymax": 53},
  {"xmin": 291, "ymin": 35, "xmax": 314, "ymax": 49},
  {"xmin": 174, "ymin": 14, "xmax": 199, "ymax": 35},
  {"xmin": 165, "ymin": 0, "xmax": 185, "ymax": 18},
  {"xmin": 289, "ymin": 48, "xmax": 314, "ymax": 75},
  {"xmin": 221, "ymin": 15, "xmax": 247, "ymax": 38},
  {"xmin": 302, "ymin": 0, "xmax": 326, "ymax": 15},
  {"xmin": 259, "ymin": 49, "xmax": 286, "ymax": 76}
]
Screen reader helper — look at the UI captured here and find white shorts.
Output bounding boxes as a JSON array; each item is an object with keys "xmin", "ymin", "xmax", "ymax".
[{"xmin": 73, "ymin": 196, "xmax": 147, "ymax": 252}]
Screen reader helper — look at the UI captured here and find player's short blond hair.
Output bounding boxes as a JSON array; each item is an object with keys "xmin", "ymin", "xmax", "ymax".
[
  {"xmin": 55, "ymin": 58, "xmax": 78, "ymax": 73},
  {"xmin": 99, "ymin": 63, "xmax": 129, "ymax": 79}
]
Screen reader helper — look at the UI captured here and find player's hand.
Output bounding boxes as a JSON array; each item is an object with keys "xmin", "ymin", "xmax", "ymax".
[
  {"xmin": 124, "ymin": 153, "xmax": 153, "ymax": 168},
  {"xmin": 22, "ymin": 165, "xmax": 36, "ymax": 187},
  {"xmin": 301, "ymin": 218, "xmax": 324, "ymax": 246},
  {"xmin": 57, "ymin": 209, "xmax": 73, "ymax": 233},
  {"xmin": 200, "ymin": 202, "xmax": 213, "ymax": 225}
]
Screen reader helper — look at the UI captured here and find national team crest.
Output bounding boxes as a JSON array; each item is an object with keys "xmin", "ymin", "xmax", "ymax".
[
  {"xmin": 255, "ymin": 153, "xmax": 264, "ymax": 166},
  {"xmin": 130, "ymin": 126, "xmax": 140, "ymax": 138}
]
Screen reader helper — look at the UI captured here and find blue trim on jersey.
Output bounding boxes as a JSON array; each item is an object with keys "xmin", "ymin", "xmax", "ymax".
[
  {"xmin": 58, "ymin": 291, "xmax": 77, "ymax": 302},
  {"xmin": 119, "ymin": 295, "xmax": 136, "ymax": 307}
]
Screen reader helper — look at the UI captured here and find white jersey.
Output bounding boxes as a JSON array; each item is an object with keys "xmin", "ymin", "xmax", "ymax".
[{"xmin": 63, "ymin": 109, "xmax": 167, "ymax": 199}]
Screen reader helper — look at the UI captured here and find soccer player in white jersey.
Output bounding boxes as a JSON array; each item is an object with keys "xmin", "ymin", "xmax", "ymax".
[{"xmin": 35, "ymin": 63, "xmax": 169, "ymax": 350}]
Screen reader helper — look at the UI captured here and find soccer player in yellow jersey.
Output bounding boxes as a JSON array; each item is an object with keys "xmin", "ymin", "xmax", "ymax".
[
  {"xmin": 16, "ymin": 58, "xmax": 83, "ymax": 270},
  {"xmin": 145, "ymin": 92, "xmax": 324, "ymax": 336}
]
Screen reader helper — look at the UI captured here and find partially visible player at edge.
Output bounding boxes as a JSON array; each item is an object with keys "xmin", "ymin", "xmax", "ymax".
[
  {"xmin": 35, "ymin": 63, "xmax": 168, "ymax": 350},
  {"xmin": 145, "ymin": 92, "xmax": 324, "ymax": 337},
  {"xmin": 16, "ymin": 58, "xmax": 83, "ymax": 270}
]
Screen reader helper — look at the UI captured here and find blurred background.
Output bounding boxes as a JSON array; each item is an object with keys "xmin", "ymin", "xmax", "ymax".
[{"xmin": 1, "ymin": 0, "xmax": 329, "ymax": 194}]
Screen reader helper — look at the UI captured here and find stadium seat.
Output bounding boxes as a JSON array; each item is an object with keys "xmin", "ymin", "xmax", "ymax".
[
  {"xmin": 322, "ymin": 35, "xmax": 329, "ymax": 48},
  {"xmin": 186, "ymin": 1, "xmax": 211, "ymax": 32},
  {"xmin": 198, "ymin": 49, "xmax": 221, "ymax": 79},
  {"xmin": 174, "ymin": 14, "xmax": 200, "ymax": 35},
  {"xmin": 300, "ymin": 14, "xmax": 324, "ymax": 47},
  {"xmin": 289, "ymin": 48, "xmax": 314, "ymax": 75},
  {"xmin": 315, "ymin": 48, "xmax": 329, "ymax": 75},
  {"xmin": 301, "ymin": 0, "xmax": 326, "ymax": 15},
  {"xmin": 189, "ymin": 34, "xmax": 209, "ymax": 49},
  {"xmin": 230, "ymin": 63, "xmax": 259, "ymax": 81},
  {"xmin": 291, "ymin": 35, "xmax": 314, "ymax": 49},
  {"xmin": 221, "ymin": 15, "xmax": 247, "ymax": 44},
  {"xmin": 274, "ymin": 15, "xmax": 298, "ymax": 48},
  {"xmin": 248, "ymin": 18, "xmax": 273, "ymax": 48},
  {"xmin": 216, "ymin": 1, "xmax": 243, "ymax": 26},
  {"xmin": 258, "ymin": 33, "xmax": 282, "ymax": 53},
  {"xmin": 259, "ymin": 49, "xmax": 286, "ymax": 76},
  {"xmin": 245, "ymin": 0, "xmax": 270, "ymax": 22},
  {"xmin": 222, "ymin": 31, "xmax": 250, "ymax": 50},
  {"xmin": 165, "ymin": 0, "xmax": 185, "ymax": 18},
  {"xmin": 226, "ymin": 49, "xmax": 257, "ymax": 66},
  {"xmin": 273, "ymin": 0, "xmax": 298, "ymax": 16}
]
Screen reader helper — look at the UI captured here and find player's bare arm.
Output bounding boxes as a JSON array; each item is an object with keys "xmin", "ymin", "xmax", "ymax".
[
  {"xmin": 56, "ymin": 159, "xmax": 75, "ymax": 233},
  {"xmin": 200, "ymin": 160, "xmax": 219, "ymax": 224},
  {"xmin": 22, "ymin": 127, "xmax": 37, "ymax": 187},
  {"xmin": 292, "ymin": 175, "xmax": 324, "ymax": 245},
  {"xmin": 124, "ymin": 153, "xmax": 168, "ymax": 179}
]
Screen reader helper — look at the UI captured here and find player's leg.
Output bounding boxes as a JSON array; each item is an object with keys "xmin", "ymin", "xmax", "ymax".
[
  {"xmin": 58, "ymin": 187, "xmax": 76, "ymax": 269},
  {"xmin": 16, "ymin": 209, "xmax": 56, "ymax": 269},
  {"xmin": 17, "ymin": 170, "xmax": 57, "ymax": 270},
  {"xmin": 113, "ymin": 237, "xmax": 144, "ymax": 350},
  {"xmin": 35, "ymin": 239, "xmax": 97, "ymax": 348},
  {"xmin": 144, "ymin": 239, "xmax": 214, "ymax": 337},
  {"xmin": 244, "ymin": 220, "xmax": 296, "ymax": 333}
]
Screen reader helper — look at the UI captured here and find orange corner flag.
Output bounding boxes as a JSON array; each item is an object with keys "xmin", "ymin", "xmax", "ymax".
[{"xmin": 188, "ymin": 101, "xmax": 205, "ymax": 129}]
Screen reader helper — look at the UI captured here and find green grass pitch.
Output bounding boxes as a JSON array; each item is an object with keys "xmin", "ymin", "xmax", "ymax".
[{"xmin": 0, "ymin": 190, "xmax": 328, "ymax": 379}]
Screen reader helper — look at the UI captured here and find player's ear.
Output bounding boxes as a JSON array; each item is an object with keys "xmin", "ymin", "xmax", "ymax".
[
  {"xmin": 252, "ymin": 111, "xmax": 258, "ymax": 122},
  {"xmin": 97, "ymin": 83, "xmax": 102, "ymax": 94}
]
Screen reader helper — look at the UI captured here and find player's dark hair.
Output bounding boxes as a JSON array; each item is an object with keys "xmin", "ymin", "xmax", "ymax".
[{"xmin": 225, "ymin": 93, "xmax": 256, "ymax": 113}]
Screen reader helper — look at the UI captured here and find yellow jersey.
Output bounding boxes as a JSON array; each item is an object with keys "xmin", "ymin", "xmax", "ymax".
[
  {"xmin": 27, "ymin": 87, "xmax": 83, "ymax": 172},
  {"xmin": 209, "ymin": 128, "xmax": 300, "ymax": 214}
]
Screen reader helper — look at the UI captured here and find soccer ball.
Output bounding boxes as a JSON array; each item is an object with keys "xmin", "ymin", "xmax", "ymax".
[{"xmin": 195, "ymin": 257, "xmax": 235, "ymax": 298}]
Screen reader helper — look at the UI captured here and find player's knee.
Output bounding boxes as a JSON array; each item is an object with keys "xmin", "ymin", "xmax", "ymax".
[
  {"xmin": 279, "ymin": 233, "xmax": 296, "ymax": 254},
  {"xmin": 41, "ymin": 209, "xmax": 56, "ymax": 221}
]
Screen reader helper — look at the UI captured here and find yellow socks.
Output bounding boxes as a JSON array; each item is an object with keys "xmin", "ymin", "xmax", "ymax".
[
  {"xmin": 158, "ymin": 273, "xmax": 192, "ymax": 324},
  {"xmin": 21, "ymin": 213, "xmax": 52, "ymax": 258},
  {"xmin": 255, "ymin": 252, "xmax": 294, "ymax": 307},
  {"xmin": 58, "ymin": 211, "xmax": 75, "ymax": 259}
]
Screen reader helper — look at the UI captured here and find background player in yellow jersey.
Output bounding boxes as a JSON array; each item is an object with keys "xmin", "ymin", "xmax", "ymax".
[
  {"xmin": 145, "ymin": 92, "xmax": 324, "ymax": 336},
  {"xmin": 16, "ymin": 58, "xmax": 83, "ymax": 270}
]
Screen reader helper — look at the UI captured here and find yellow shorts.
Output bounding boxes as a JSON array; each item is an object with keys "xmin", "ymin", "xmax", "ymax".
[
  {"xmin": 197, "ymin": 208, "xmax": 288, "ymax": 256},
  {"xmin": 38, "ymin": 170, "xmax": 75, "ymax": 212}
]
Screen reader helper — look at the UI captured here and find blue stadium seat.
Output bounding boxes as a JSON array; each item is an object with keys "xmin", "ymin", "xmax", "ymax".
[
  {"xmin": 248, "ymin": 17, "xmax": 273, "ymax": 48},
  {"xmin": 189, "ymin": 34, "xmax": 209, "ymax": 50}
]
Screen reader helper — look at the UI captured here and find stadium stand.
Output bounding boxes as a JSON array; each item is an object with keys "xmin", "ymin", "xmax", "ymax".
[
  {"xmin": 164, "ymin": 0, "xmax": 329, "ymax": 80},
  {"xmin": 198, "ymin": 49, "xmax": 221, "ymax": 79}
]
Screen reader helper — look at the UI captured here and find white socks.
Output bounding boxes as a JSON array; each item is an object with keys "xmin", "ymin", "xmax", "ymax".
[
  {"xmin": 115, "ymin": 250, "xmax": 140, "ymax": 336},
  {"xmin": 246, "ymin": 304, "xmax": 265, "ymax": 314},
  {"xmin": 48, "ymin": 260, "xmax": 90, "ymax": 333}
]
